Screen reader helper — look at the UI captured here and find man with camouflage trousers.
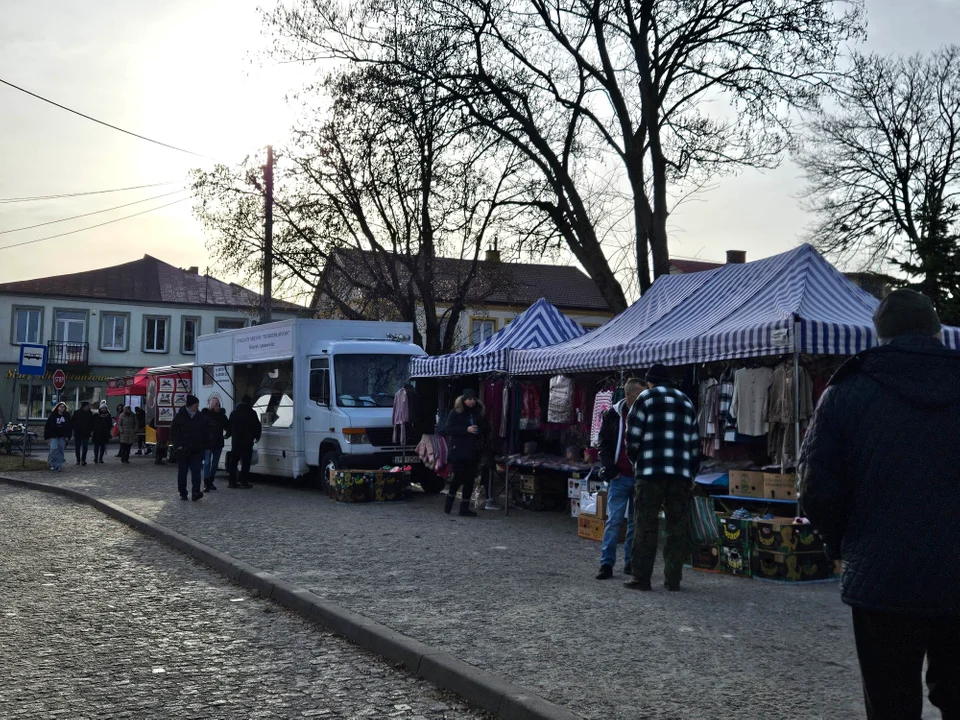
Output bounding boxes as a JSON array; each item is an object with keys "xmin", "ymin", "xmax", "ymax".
[{"xmin": 624, "ymin": 364, "xmax": 700, "ymax": 592}]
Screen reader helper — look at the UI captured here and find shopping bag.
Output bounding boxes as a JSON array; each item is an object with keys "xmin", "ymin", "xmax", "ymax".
[{"xmin": 688, "ymin": 496, "xmax": 720, "ymax": 545}]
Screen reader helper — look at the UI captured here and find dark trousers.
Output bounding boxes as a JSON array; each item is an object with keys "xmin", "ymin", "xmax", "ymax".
[
  {"xmin": 228, "ymin": 445, "xmax": 253, "ymax": 486},
  {"xmin": 449, "ymin": 461, "xmax": 477, "ymax": 507},
  {"xmin": 852, "ymin": 607, "xmax": 960, "ymax": 719},
  {"xmin": 74, "ymin": 438, "xmax": 89, "ymax": 463},
  {"xmin": 119, "ymin": 443, "xmax": 132, "ymax": 462},
  {"xmin": 631, "ymin": 474, "xmax": 692, "ymax": 587},
  {"xmin": 177, "ymin": 455, "xmax": 203, "ymax": 497},
  {"xmin": 93, "ymin": 442, "xmax": 106, "ymax": 462}
]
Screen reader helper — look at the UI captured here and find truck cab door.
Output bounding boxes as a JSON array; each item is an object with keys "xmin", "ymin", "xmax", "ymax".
[{"xmin": 304, "ymin": 357, "xmax": 333, "ymax": 467}]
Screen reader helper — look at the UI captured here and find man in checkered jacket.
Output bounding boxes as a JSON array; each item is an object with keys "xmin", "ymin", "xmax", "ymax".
[{"xmin": 624, "ymin": 364, "xmax": 700, "ymax": 591}]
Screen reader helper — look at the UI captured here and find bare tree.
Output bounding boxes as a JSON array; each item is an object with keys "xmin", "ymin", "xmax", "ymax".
[
  {"xmin": 266, "ymin": 0, "xmax": 863, "ymax": 299},
  {"xmin": 800, "ymin": 47, "xmax": 960, "ymax": 323}
]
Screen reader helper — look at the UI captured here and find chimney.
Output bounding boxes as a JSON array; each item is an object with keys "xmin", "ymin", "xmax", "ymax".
[
  {"xmin": 186, "ymin": 266, "xmax": 199, "ymax": 274},
  {"xmin": 484, "ymin": 248, "xmax": 501, "ymax": 263},
  {"xmin": 726, "ymin": 250, "xmax": 746, "ymax": 265}
]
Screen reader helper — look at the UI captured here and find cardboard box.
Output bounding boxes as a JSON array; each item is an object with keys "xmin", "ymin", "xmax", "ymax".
[
  {"xmin": 567, "ymin": 476, "xmax": 585, "ymax": 499},
  {"xmin": 520, "ymin": 474, "xmax": 537, "ymax": 493},
  {"xmin": 596, "ymin": 490, "xmax": 607, "ymax": 521},
  {"xmin": 587, "ymin": 478, "xmax": 605, "ymax": 494},
  {"xmin": 719, "ymin": 517, "xmax": 750, "ymax": 548},
  {"xmin": 519, "ymin": 474, "xmax": 565, "ymax": 495},
  {"xmin": 750, "ymin": 549, "xmax": 834, "ymax": 582},
  {"xmin": 730, "ymin": 470, "xmax": 765, "ymax": 498},
  {"xmin": 329, "ymin": 470, "xmax": 408, "ymax": 503},
  {"xmin": 689, "ymin": 544, "xmax": 721, "ymax": 572},
  {"xmin": 752, "ymin": 518, "xmax": 826, "ymax": 554},
  {"xmin": 577, "ymin": 514, "xmax": 626, "ymax": 542},
  {"xmin": 570, "ymin": 498, "xmax": 581, "ymax": 518},
  {"xmin": 763, "ymin": 473, "xmax": 797, "ymax": 501},
  {"xmin": 719, "ymin": 545, "xmax": 751, "ymax": 577}
]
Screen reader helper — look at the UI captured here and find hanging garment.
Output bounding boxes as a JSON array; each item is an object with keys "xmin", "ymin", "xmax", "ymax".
[
  {"xmin": 590, "ymin": 390, "xmax": 614, "ymax": 446},
  {"xmin": 698, "ymin": 379, "xmax": 719, "ymax": 438},
  {"xmin": 519, "ymin": 383, "xmax": 541, "ymax": 430},
  {"xmin": 483, "ymin": 380, "xmax": 505, "ymax": 439},
  {"xmin": 768, "ymin": 363, "xmax": 815, "ymax": 425},
  {"xmin": 729, "ymin": 367, "xmax": 774, "ymax": 437},
  {"xmin": 547, "ymin": 375, "xmax": 575, "ymax": 424},
  {"xmin": 392, "ymin": 387, "xmax": 410, "ymax": 445},
  {"xmin": 501, "ymin": 383, "xmax": 509, "ymax": 439}
]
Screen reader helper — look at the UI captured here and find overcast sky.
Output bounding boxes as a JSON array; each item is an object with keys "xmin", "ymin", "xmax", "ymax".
[{"xmin": 1, "ymin": 0, "xmax": 958, "ymax": 292}]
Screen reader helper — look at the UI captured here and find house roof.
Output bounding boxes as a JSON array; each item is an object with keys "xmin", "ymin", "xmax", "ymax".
[
  {"xmin": 0, "ymin": 255, "xmax": 305, "ymax": 312},
  {"xmin": 669, "ymin": 258, "xmax": 724, "ymax": 274},
  {"xmin": 317, "ymin": 249, "xmax": 612, "ymax": 313}
]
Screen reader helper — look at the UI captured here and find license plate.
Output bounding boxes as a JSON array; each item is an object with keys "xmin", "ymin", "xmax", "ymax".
[{"xmin": 393, "ymin": 455, "xmax": 420, "ymax": 464}]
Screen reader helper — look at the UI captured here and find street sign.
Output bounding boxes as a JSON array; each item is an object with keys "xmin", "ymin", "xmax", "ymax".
[
  {"xmin": 53, "ymin": 369, "xmax": 66, "ymax": 390},
  {"xmin": 18, "ymin": 344, "xmax": 47, "ymax": 377}
]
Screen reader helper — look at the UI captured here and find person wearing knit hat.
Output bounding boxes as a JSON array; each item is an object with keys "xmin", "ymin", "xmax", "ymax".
[
  {"xmin": 799, "ymin": 288, "xmax": 960, "ymax": 716},
  {"xmin": 171, "ymin": 394, "xmax": 206, "ymax": 500}
]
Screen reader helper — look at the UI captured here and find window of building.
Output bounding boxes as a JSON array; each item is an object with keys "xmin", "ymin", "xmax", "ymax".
[
  {"xmin": 13, "ymin": 307, "xmax": 42, "ymax": 345},
  {"xmin": 16, "ymin": 385, "xmax": 104, "ymax": 419},
  {"xmin": 144, "ymin": 316, "xmax": 169, "ymax": 353},
  {"xmin": 470, "ymin": 317, "xmax": 497, "ymax": 345},
  {"xmin": 182, "ymin": 317, "xmax": 200, "ymax": 354},
  {"xmin": 100, "ymin": 313, "xmax": 128, "ymax": 351},
  {"xmin": 215, "ymin": 318, "xmax": 246, "ymax": 333},
  {"xmin": 55, "ymin": 310, "xmax": 86, "ymax": 343}
]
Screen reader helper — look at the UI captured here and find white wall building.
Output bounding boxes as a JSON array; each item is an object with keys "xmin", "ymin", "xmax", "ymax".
[{"xmin": 0, "ymin": 255, "xmax": 303, "ymax": 422}]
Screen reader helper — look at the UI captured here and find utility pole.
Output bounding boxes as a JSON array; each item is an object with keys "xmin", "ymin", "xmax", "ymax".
[{"xmin": 262, "ymin": 144, "xmax": 274, "ymax": 324}]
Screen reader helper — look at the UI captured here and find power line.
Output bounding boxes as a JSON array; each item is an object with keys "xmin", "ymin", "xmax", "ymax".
[
  {"xmin": 0, "ymin": 181, "xmax": 179, "ymax": 204},
  {"xmin": 0, "ymin": 77, "xmax": 218, "ymax": 161},
  {"xmin": 0, "ymin": 197, "xmax": 191, "ymax": 251},
  {"xmin": 0, "ymin": 189, "xmax": 188, "ymax": 235}
]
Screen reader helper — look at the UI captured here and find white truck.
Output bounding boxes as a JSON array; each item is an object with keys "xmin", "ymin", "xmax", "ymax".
[{"xmin": 193, "ymin": 319, "xmax": 441, "ymax": 490}]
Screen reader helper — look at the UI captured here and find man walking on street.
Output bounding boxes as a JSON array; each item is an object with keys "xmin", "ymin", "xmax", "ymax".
[
  {"xmin": 595, "ymin": 378, "xmax": 643, "ymax": 580},
  {"xmin": 171, "ymin": 395, "xmax": 205, "ymax": 501},
  {"xmin": 227, "ymin": 395, "xmax": 261, "ymax": 489},
  {"xmin": 624, "ymin": 364, "xmax": 700, "ymax": 592},
  {"xmin": 72, "ymin": 401, "xmax": 93, "ymax": 466},
  {"xmin": 798, "ymin": 289, "xmax": 960, "ymax": 719}
]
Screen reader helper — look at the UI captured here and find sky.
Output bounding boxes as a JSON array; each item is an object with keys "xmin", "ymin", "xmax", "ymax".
[{"xmin": 1, "ymin": 0, "xmax": 958, "ymax": 292}]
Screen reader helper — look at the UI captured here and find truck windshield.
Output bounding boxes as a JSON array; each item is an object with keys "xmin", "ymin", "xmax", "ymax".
[{"xmin": 334, "ymin": 354, "xmax": 411, "ymax": 408}]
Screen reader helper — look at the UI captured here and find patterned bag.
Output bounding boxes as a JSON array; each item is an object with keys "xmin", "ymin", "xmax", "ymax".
[{"xmin": 688, "ymin": 496, "xmax": 720, "ymax": 545}]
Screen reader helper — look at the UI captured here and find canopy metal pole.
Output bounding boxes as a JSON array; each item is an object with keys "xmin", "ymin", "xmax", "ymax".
[{"xmin": 793, "ymin": 324, "xmax": 802, "ymax": 469}]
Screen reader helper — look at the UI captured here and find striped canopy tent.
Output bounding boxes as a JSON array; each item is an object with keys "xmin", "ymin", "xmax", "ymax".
[
  {"xmin": 409, "ymin": 298, "xmax": 585, "ymax": 378},
  {"xmin": 511, "ymin": 244, "xmax": 960, "ymax": 375}
]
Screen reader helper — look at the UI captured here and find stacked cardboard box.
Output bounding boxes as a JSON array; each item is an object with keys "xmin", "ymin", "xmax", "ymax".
[
  {"xmin": 749, "ymin": 517, "xmax": 833, "ymax": 581},
  {"xmin": 718, "ymin": 517, "xmax": 752, "ymax": 577}
]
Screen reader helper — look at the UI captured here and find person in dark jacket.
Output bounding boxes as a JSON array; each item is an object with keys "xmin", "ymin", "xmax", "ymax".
[
  {"xmin": 91, "ymin": 403, "xmax": 113, "ymax": 463},
  {"xmin": 114, "ymin": 403, "xmax": 125, "ymax": 457},
  {"xmin": 201, "ymin": 396, "xmax": 231, "ymax": 492},
  {"xmin": 72, "ymin": 401, "xmax": 94, "ymax": 466},
  {"xmin": 44, "ymin": 402, "xmax": 72, "ymax": 472},
  {"xmin": 227, "ymin": 395, "xmax": 261, "ymax": 489},
  {"xmin": 171, "ymin": 395, "xmax": 206, "ymax": 501},
  {"xmin": 798, "ymin": 289, "xmax": 960, "ymax": 719},
  {"xmin": 595, "ymin": 379, "xmax": 644, "ymax": 580},
  {"xmin": 624, "ymin": 364, "xmax": 700, "ymax": 592},
  {"xmin": 134, "ymin": 406, "xmax": 146, "ymax": 455},
  {"xmin": 443, "ymin": 389, "xmax": 488, "ymax": 517}
]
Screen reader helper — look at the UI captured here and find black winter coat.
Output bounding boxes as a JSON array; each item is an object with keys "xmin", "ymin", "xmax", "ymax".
[
  {"xmin": 72, "ymin": 408, "xmax": 94, "ymax": 441},
  {"xmin": 44, "ymin": 411, "xmax": 72, "ymax": 440},
  {"xmin": 798, "ymin": 335, "xmax": 960, "ymax": 618},
  {"xmin": 201, "ymin": 408, "xmax": 231, "ymax": 449},
  {"xmin": 228, "ymin": 403, "xmax": 262, "ymax": 447},
  {"xmin": 170, "ymin": 407, "xmax": 206, "ymax": 457},
  {"xmin": 91, "ymin": 410, "xmax": 114, "ymax": 443},
  {"xmin": 445, "ymin": 403, "xmax": 488, "ymax": 464},
  {"xmin": 597, "ymin": 400, "xmax": 629, "ymax": 480}
]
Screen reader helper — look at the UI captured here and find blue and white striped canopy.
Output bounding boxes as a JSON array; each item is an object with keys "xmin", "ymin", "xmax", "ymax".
[
  {"xmin": 511, "ymin": 244, "xmax": 960, "ymax": 375},
  {"xmin": 409, "ymin": 298, "xmax": 585, "ymax": 377}
]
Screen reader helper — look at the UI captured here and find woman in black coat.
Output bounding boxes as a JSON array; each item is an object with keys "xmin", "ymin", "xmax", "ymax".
[
  {"xmin": 90, "ymin": 403, "xmax": 114, "ymax": 464},
  {"xmin": 443, "ymin": 389, "xmax": 488, "ymax": 517}
]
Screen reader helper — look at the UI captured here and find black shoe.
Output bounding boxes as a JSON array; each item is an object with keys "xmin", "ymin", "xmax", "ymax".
[
  {"xmin": 596, "ymin": 565, "xmax": 613, "ymax": 580},
  {"xmin": 191, "ymin": 491, "xmax": 204, "ymax": 501},
  {"xmin": 624, "ymin": 562, "xmax": 632, "ymax": 576},
  {"xmin": 82, "ymin": 461, "xmax": 87, "ymax": 466},
  {"xmin": 238, "ymin": 482, "xmax": 253, "ymax": 489},
  {"xmin": 228, "ymin": 482, "xmax": 241, "ymax": 488},
  {"xmin": 135, "ymin": 451, "xmax": 142, "ymax": 455},
  {"xmin": 624, "ymin": 579, "xmax": 653, "ymax": 591},
  {"xmin": 204, "ymin": 484, "xmax": 217, "ymax": 491},
  {"xmin": 664, "ymin": 582, "xmax": 680, "ymax": 592},
  {"xmin": 180, "ymin": 494, "xmax": 189, "ymax": 501},
  {"xmin": 459, "ymin": 508, "xmax": 478, "ymax": 517}
]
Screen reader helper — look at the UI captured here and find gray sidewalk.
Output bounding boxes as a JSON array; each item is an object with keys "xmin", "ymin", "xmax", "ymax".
[{"xmin": 3, "ymin": 458, "xmax": 911, "ymax": 719}]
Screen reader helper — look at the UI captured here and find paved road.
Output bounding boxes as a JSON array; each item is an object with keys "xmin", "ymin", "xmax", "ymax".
[
  {"xmin": 3, "ymin": 457, "xmax": 939, "ymax": 719},
  {"xmin": 0, "ymin": 484, "xmax": 490, "ymax": 720}
]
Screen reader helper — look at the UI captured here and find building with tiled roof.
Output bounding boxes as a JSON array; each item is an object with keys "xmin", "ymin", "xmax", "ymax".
[
  {"xmin": 314, "ymin": 249, "xmax": 615, "ymax": 349},
  {"xmin": 0, "ymin": 256, "xmax": 306, "ymax": 422}
]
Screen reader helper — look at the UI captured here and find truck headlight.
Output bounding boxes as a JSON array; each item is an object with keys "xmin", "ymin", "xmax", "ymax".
[{"xmin": 343, "ymin": 431, "xmax": 369, "ymax": 445}]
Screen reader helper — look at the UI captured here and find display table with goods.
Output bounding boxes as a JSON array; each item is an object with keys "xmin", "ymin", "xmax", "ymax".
[
  {"xmin": 1, "ymin": 424, "xmax": 37, "ymax": 456},
  {"xmin": 497, "ymin": 454, "xmax": 600, "ymax": 513},
  {"xmin": 328, "ymin": 468, "xmax": 411, "ymax": 503}
]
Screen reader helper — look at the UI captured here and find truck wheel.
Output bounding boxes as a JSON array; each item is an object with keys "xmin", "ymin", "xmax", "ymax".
[
  {"xmin": 414, "ymin": 466, "xmax": 445, "ymax": 494},
  {"xmin": 319, "ymin": 450, "xmax": 341, "ymax": 492}
]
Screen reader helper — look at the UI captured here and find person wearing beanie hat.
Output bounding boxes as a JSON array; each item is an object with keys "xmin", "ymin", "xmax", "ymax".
[
  {"xmin": 171, "ymin": 395, "xmax": 207, "ymax": 500},
  {"xmin": 623, "ymin": 363, "xmax": 700, "ymax": 592},
  {"xmin": 799, "ymin": 289, "xmax": 960, "ymax": 715},
  {"xmin": 442, "ymin": 389, "xmax": 488, "ymax": 517}
]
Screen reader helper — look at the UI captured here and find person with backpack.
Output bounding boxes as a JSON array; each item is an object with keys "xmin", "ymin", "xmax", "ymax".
[{"xmin": 44, "ymin": 402, "xmax": 72, "ymax": 472}]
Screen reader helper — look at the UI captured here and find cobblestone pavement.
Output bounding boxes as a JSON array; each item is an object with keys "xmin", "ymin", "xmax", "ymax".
[
  {"xmin": 3, "ymin": 455, "xmax": 938, "ymax": 719},
  {"xmin": 0, "ymin": 484, "xmax": 490, "ymax": 720}
]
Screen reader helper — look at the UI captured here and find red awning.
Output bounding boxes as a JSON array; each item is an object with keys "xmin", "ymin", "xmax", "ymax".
[{"xmin": 106, "ymin": 367, "xmax": 152, "ymax": 396}]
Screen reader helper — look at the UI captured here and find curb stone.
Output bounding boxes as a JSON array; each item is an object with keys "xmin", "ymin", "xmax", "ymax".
[{"xmin": 0, "ymin": 475, "xmax": 582, "ymax": 720}]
